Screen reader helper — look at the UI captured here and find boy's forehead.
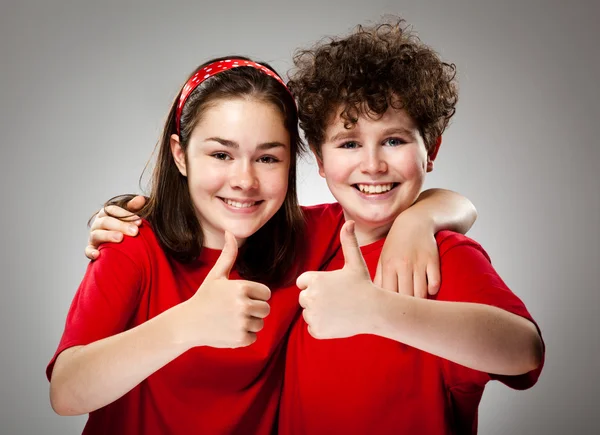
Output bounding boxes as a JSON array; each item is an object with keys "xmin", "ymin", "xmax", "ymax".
[{"xmin": 324, "ymin": 103, "xmax": 419, "ymax": 141}]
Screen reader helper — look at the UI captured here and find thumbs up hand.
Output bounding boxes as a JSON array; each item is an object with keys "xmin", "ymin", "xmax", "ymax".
[
  {"xmin": 297, "ymin": 221, "xmax": 380, "ymax": 340},
  {"xmin": 176, "ymin": 232, "xmax": 271, "ymax": 349}
]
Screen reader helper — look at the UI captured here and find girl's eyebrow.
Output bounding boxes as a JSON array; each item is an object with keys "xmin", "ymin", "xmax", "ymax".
[{"xmin": 205, "ymin": 137, "xmax": 287, "ymax": 150}]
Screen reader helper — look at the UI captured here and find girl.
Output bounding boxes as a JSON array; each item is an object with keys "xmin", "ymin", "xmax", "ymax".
[{"xmin": 49, "ymin": 56, "xmax": 476, "ymax": 434}]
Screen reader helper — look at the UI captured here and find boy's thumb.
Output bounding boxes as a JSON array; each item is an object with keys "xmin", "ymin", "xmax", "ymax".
[{"xmin": 340, "ymin": 221, "xmax": 368, "ymax": 273}]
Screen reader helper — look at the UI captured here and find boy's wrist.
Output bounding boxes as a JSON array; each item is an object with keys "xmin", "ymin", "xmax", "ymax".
[
  {"xmin": 367, "ymin": 287, "xmax": 414, "ymax": 341},
  {"xmin": 367, "ymin": 286, "xmax": 397, "ymax": 337}
]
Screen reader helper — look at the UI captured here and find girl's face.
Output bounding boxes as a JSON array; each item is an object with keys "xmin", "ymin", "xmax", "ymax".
[{"xmin": 171, "ymin": 98, "xmax": 291, "ymax": 249}]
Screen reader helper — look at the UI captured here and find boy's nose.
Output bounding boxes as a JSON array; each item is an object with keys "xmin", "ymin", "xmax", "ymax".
[{"xmin": 360, "ymin": 150, "xmax": 388, "ymax": 174}]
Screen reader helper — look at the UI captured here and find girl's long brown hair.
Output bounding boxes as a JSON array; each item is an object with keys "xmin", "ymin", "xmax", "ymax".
[{"xmin": 105, "ymin": 56, "xmax": 305, "ymax": 287}]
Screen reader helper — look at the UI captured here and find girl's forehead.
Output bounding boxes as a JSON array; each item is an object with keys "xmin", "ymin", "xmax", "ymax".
[{"xmin": 189, "ymin": 99, "xmax": 291, "ymax": 149}]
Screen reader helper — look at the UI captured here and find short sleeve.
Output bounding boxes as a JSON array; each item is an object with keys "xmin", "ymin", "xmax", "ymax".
[
  {"xmin": 435, "ymin": 232, "xmax": 545, "ymax": 391},
  {"xmin": 46, "ymin": 243, "xmax": 144, "ymax": 381},
  {"xmin": 300, "ymin": 203, "xmax": 345, "ymax": 271}
]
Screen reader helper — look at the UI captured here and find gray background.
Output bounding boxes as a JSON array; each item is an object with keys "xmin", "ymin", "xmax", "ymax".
[{"xmin": 1, "ymin": 0, "xmax": 598, "ymax": 433}]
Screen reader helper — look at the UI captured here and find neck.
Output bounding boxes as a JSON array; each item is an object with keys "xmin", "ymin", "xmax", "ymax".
[
  {"xmin": 202, "ymin": 227, "xmax": 247, "ymax": 250},
  {"xmin": 347, "ymin": 217, "xmax": 393, "ymax": 247}
]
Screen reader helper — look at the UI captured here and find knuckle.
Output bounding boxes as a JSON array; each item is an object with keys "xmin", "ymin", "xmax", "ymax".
[
  {"xmin": 240, "ymin": 298, "xmax": 253, "ymax": 313},
  {"xmin": 90, "ymin": 216, "xmax": 105, "ymax": 231},
  {"xmin": 255, "ymin": 319, "xmax": 264, "ymax": 331},
  {"xmin": 428, "ymin": 279, "xmax": 440, "ymax": 289},
  {"xmin": 104, "ymin": 205, "xmax": 118, "ymax": 216},
  {"xmin": 307, "ymin": 326, "xmax": 321, "ymax": 339}
]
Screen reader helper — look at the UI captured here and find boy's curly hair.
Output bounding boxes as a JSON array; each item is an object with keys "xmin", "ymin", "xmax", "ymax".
[{"xmin": 288, "ymin": 18, "xmax": 458, "ymax": 157}]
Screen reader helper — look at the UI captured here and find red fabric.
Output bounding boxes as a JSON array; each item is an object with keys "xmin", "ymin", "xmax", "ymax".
[
  {"xmin": 279, "ymin": 230, "xmax": 544, "ymax": 435},
  {"xmin": 176, "ymin": 58, "xmax": 292, "ymax": 134},
  {"xmin": 47, "ymin": 203, "xmax": 343, "ymax": 435}
]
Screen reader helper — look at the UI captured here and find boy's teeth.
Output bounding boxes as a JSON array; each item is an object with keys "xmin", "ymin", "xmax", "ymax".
[
  {"xmin": 357, "ymin": 183, "xmax": 393, "ymax": 194},
  {"xmin": 224, "ymin": 199, "xmax": 256, "ymax": 208}
]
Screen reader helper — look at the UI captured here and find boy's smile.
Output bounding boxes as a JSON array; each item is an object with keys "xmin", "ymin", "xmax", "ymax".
[
  {"xmin": 354, "ymin": 182, "xmax": 399, "ymax": 197},
  {"xmin": 316, "ymin": 104, "xmax": 433, "ymax": 244}
]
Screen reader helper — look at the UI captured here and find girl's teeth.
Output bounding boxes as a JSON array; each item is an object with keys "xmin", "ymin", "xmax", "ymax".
[
  {"xmin": 357, "ymin": 183, "xmax": 393, "ymax": 194},
  {"xmin": 224, "ymin": 199, "xmax": 256, "ymax": 208}
]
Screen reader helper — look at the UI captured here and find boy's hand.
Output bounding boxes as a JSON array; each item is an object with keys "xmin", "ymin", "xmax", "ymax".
[
  {"xmin": 175, "ymin": 231, "xmax": 271, "ymax": 349},
  {"xmin": 85, "ymin": 195, "xmax": 146, "ymax": 260},
  {"xmin": 374, "ymin": 214, "xmax": 441, "ymax": 298},
  {"xmin": 297, "ymin": 221, "xmax": 380, "ymax": 339}
]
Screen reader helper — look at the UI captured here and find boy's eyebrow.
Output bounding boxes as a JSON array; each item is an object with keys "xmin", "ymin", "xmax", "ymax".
[
  {"xmin": 380, "ymin": 127, "xmax": 417, "ymax": 139},
  {"xmin": 327, "ymin": 131, "xmax": 357, "ymax": 143},
  {"xmin": 206, "ymin": 137, "xmax": 287, "ymax": 150},
  {"xmin": 327, "ymin": 127, "xmax": 416, "ymax": 143}
]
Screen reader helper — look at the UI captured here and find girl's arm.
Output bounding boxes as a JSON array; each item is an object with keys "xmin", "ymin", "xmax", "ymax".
[
  {"xmin": 51, "ymin": 232, "xmax": 270, "ymax": 416},
  {"xmin": 50, "ymin": 307, "xmax": 189, "ymax": 416}
]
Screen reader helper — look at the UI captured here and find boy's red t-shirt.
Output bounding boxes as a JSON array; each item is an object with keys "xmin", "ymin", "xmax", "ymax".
[
  {"xmin": 46, "ymin": 204, "xmax": 344, "ymax": 435},
  {"xmin": 279, "ymin": 227, "xmax": 544, "ymax": 435}
]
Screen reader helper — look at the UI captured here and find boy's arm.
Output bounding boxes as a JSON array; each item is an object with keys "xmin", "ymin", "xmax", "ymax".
[
  {"xmin": 376, "ymin": 189, "xmax": 477, "ymax": 296},
  {"xmin": 298, "ymin": 222, "xmax": 543, "ymax": 377},
  {"xmin": 368, "ymin": 292, "xmax": 543, "ymax": 376},
  {"xmin": 85, "ymin": 195, "xmax": 146, "ymax": 260}
]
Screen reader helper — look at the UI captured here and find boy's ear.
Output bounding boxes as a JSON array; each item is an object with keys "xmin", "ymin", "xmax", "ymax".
[
  {"xmin": 426, "ymin": 155, "xmax": 434, "ymax": 173},
  {"xmin": 427, "ymin": 136, "xmax": 442, "ymax": 172},
  {"xmin": 310, "ymin": 144, "xmax": 325, "ymax": 178},
  {"xmin": 170, "ymin": 134, "xmax": 187, "ymax": 176}
]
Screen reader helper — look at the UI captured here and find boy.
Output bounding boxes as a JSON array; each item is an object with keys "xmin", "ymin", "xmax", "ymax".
[{"xmin": 278, "ymin": 19, "xmax": 544, "ymax": 434}]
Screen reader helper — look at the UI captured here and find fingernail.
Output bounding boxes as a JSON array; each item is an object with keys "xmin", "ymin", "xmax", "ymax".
[
  {"xmin": 128, "ymin": 225, "xmax": 137, "ymax": 235},
  {"xmin": 134, "ymin": 219, "xmax": 142, "ymax": 225},
  {"xmin": 113, "ymin": 234, "xmax": 123, "ymax": 242}
]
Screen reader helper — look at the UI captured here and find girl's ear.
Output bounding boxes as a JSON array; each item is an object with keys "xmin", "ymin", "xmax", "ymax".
[{"xmin": 170, "ymin": 134, "xmax": 187, "ymax": 176}]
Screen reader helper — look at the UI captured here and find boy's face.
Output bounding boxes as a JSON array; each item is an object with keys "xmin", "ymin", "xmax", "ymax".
[{"xmin": 315, "ymin": 104, "xmax": 433, "ymax": 236}]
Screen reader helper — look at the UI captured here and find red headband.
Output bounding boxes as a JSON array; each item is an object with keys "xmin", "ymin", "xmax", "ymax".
[{"xmin": 176, "ymin": 59, "xmax": 292, "ymax": 135}]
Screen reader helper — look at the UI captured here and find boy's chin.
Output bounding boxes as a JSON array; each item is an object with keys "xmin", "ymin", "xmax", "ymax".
[{"xmin": 349, "ymin": 204, "xmax": 412, "ymax": 225}]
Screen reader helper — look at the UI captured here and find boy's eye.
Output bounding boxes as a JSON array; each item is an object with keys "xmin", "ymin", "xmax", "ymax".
[
  {"xmin": 384, "ymin": 137, "xmax": 406, "ymax": 147},
  {"xmin": 258, "ymin": 155, "xmax": 280, "ymax": 164},
  {"xmin": 211, "ymin": 152, "xmax": 231, "ymax": 160},
  {"xmin": 339, "ymin": 141, "xmax": 359, "ymax": 149}
]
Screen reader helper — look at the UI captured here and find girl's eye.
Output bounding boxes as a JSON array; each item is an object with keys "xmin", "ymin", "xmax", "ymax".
[
  {"xmin": 339, "ymin": 141, "xmax": 359, "ymax": 149},
  {"xmin": 211, "ymin": 152, "xmax": 231, "ymax": 160},
  {"xmin": 258, "ymin": 155, "xmax": 281, "ymax": 164},
  {"xmin": 384, "ymin": 137, "xmax": 406, "ymax": 147}
]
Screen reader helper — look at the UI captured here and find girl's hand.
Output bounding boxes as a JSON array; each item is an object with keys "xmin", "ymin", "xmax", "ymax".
[
  {"xmin": 175, "ymin": 232, "xmax": 271, "ymax": 348},
  {"xmin": 85, "ymin": 195, "xmax": 146, "ymax": 260}
]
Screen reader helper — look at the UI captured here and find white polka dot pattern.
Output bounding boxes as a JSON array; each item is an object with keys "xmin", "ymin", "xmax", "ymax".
[{"xmin": 175, "ymin": 59, "xmax": 293, "ymax": 134}]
